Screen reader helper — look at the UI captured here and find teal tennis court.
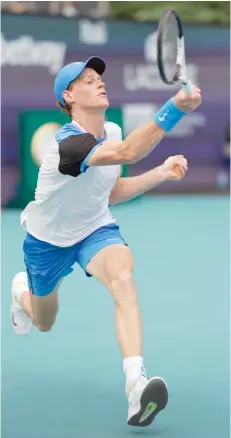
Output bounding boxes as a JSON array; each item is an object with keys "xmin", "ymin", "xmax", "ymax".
[{"xmin": 2, "ymin": 195, "xmax": 230, "ymax": 438}]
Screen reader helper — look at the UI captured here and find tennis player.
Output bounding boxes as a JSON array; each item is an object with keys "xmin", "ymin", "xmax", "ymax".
[{"xmin": 11, "ymin": 57, "xmax": 201, "ymax": 427}]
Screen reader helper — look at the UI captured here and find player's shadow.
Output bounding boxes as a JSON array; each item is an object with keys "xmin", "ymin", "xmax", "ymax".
[
  {"xmin": 126, "ymin": 432, "xmax": 165, "ymax": 437},
  {"xmin": 125, "ymin": 421, "xmax": 167, "ymax": 437},
  {"xmin": 2, "ymin": 376, "xmax": 167, "ymax": 438}
]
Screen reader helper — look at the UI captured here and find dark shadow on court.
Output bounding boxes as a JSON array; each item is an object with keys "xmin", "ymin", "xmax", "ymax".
[{"xmin": 125, "ymin": 429, "xmax": 166, "ymax": 436}]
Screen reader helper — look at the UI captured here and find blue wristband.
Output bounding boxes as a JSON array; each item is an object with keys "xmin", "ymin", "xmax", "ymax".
[{"xmin": 153, "ymin": 98, "xmax": 186, "ymax": 132}]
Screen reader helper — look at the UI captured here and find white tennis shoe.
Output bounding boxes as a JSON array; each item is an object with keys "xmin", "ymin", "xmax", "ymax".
[
  {"xmin": 10, "ymin": 272, "xmax": 32, "ymax": 336},
  {"xmin": 127, "ymin": 376, "xmax": 168, "ymax": 427}
]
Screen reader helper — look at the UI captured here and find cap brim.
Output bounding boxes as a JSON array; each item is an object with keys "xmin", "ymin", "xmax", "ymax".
[{"xmin": 85, "ymin": 57, "xmax": 106, "ymax": 76}]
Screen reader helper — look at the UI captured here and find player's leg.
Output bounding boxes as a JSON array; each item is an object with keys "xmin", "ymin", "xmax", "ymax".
[
  {"xmin": 11, "ymin": 232, "xmax": 76, "ymax": 335},
  {"xmin": 87, "ymin": 244, "xmax": 142, "ymax": 358},
  {"xmin": 77, "ymin": 223, "xmax": 168, "ymax": 426},
  {"xmin": 86, "ymin": 244, "xmax": 168, "ymax": 426}
]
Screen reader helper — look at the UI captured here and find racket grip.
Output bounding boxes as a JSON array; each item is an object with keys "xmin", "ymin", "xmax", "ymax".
[{"xmin": 181, "ymin": 80, "xmax": 192, "ymax": 95}]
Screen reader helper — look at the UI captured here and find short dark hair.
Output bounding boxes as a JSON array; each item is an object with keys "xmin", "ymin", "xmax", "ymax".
[{"xmin": 56, "ymin": 100, "xmax": 72, "ymax": 117}]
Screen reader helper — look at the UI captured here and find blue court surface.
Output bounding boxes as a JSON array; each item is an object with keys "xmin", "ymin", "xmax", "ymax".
[{"xmin": 1, "ymin": 195, "xmax": 230, "ymax": 438}]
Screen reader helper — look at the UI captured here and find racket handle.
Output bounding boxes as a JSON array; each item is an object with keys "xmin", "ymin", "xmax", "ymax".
[{"xmin": 181, "ymin": 80, "xmax": 192, "ymax": 95}]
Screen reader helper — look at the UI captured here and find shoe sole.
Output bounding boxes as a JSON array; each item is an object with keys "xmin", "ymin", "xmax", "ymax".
[{"xmin": 127, "ymin": 377, "xmax": 168, "ymax": 427}]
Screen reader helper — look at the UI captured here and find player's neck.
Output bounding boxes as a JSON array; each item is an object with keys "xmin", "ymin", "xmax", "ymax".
[{"xmin": 72, "ymin": 110, "xmax": 105, "ymax": 139}]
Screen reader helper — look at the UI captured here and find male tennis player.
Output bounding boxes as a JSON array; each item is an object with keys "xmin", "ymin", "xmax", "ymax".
[{"xmin": 11, "ymin": 57, "xmax": 201, "ymax": 427}]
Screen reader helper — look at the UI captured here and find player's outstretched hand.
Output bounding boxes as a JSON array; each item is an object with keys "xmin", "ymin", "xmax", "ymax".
[
  {"xmin": 174, "ymin": 85, "xmax": 202, "ymax": 112},
  {"xmin": 161, "ymin": 155, "xmax": 188, "ymax": 181}
]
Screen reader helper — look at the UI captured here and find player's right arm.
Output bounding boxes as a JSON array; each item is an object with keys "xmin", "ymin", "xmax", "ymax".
[
  {"xmin": 88, "ymin": 122, "xmax": 164, "ymax": 166},
  {"xmin": 58, "ymin": 123, "xmax": 164, "ymax": 177},
  {"xmin": 58, "ymin": 86, "xmax": 201, "ymax": 177},
  {"xmin": 88, "ymin": 86, "xmax": 202, "ymax": 167}
]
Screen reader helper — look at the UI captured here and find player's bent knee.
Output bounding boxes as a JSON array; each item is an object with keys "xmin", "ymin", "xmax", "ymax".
[
  {"xmin": 111, "ymin": 269, "xmax": 133, "ymax": 285},
  {"xmin": 34, "ymin": 314, "xmax": 57, "ymax": 332},
  {"xmin": 36, "ymin": 321, "xmax": 55, "ymax": 332},
  {"xmin": 31, "ymin": 287, "xmax": 59, "ymax": 332},
  {"xmin": 109, "ymin": 269, "xmax": 137, "ymax": 304}
]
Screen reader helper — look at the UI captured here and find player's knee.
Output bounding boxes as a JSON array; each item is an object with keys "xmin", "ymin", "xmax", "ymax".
[
  {"xmin": 36, "ymin": 323, "xmax": 54, "ymax": 332},
  {"xmin": 111, "ymin": 269, "xmax": 133, "ymax": 287},
  {"xmin": 35, "ymin": 317, "xmax": 56, "ymax": 332},
  {"xmin": 110, "ymin": 268, "xmax": 137, "ymax": 305}
]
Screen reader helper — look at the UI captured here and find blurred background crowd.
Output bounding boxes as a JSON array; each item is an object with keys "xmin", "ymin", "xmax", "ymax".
[
  {"xmin": 1, "ymin": 1, "xmax": 230, "ymax": 23},
  {"xmin": 1, "ymin": 1, "xmax": 110, "ymax": 18}
]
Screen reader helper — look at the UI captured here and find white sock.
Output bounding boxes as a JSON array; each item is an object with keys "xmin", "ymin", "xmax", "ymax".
[{"xmin": 123, "ymin": 356, "xmax": 147, "ymax": 388}]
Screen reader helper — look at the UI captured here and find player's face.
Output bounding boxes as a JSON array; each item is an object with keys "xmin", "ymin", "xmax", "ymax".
[{"xmin": 68, "ymin": 68, "xmax": 109, "ymax": 110}]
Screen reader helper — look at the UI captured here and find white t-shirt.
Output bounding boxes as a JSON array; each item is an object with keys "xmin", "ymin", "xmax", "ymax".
[{"xmin": 20, "ymin": 120, "xmax": 122, "ymax": 247}]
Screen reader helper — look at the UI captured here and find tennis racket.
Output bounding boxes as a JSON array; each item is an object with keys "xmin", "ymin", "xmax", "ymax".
[{"xmin": 156, "ymin": 9, "xmax": 192, "ymax": 94}]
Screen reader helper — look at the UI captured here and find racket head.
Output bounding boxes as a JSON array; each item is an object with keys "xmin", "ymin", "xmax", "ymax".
[{"xmin": 157, "ymin": 9, "xmax": 184, "ymax": 85}]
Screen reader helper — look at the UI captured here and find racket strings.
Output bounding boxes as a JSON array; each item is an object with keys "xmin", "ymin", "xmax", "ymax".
[{"xmin": 161, "ymin": 16, "xmax": 179, "ymax": 82}]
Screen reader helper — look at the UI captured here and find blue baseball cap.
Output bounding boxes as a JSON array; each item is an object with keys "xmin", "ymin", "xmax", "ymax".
[{"xmin": 54, "ymin": 56, "xmax": 106, "ymax": 104}]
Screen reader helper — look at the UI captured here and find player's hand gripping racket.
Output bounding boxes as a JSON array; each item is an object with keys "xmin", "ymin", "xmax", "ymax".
[{"xmin": 157, "ymin": 9, "xmax": 192, "ymax": 94}]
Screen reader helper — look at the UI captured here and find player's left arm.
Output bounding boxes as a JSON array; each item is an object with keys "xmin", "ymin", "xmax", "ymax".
[{"xmin": 109, "ymin": 155, "xmax": 188, "ymax": 205}]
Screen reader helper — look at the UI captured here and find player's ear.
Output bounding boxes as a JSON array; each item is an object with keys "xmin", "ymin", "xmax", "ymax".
[{"xmin": 62, "ymin": 90, "xmax": 74, "ymax": 105}]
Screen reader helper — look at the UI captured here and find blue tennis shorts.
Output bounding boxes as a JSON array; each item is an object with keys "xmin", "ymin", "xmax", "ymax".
[{"xmin": 23, "ymin": 223, "xmax": 126, "ymax": 297}]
